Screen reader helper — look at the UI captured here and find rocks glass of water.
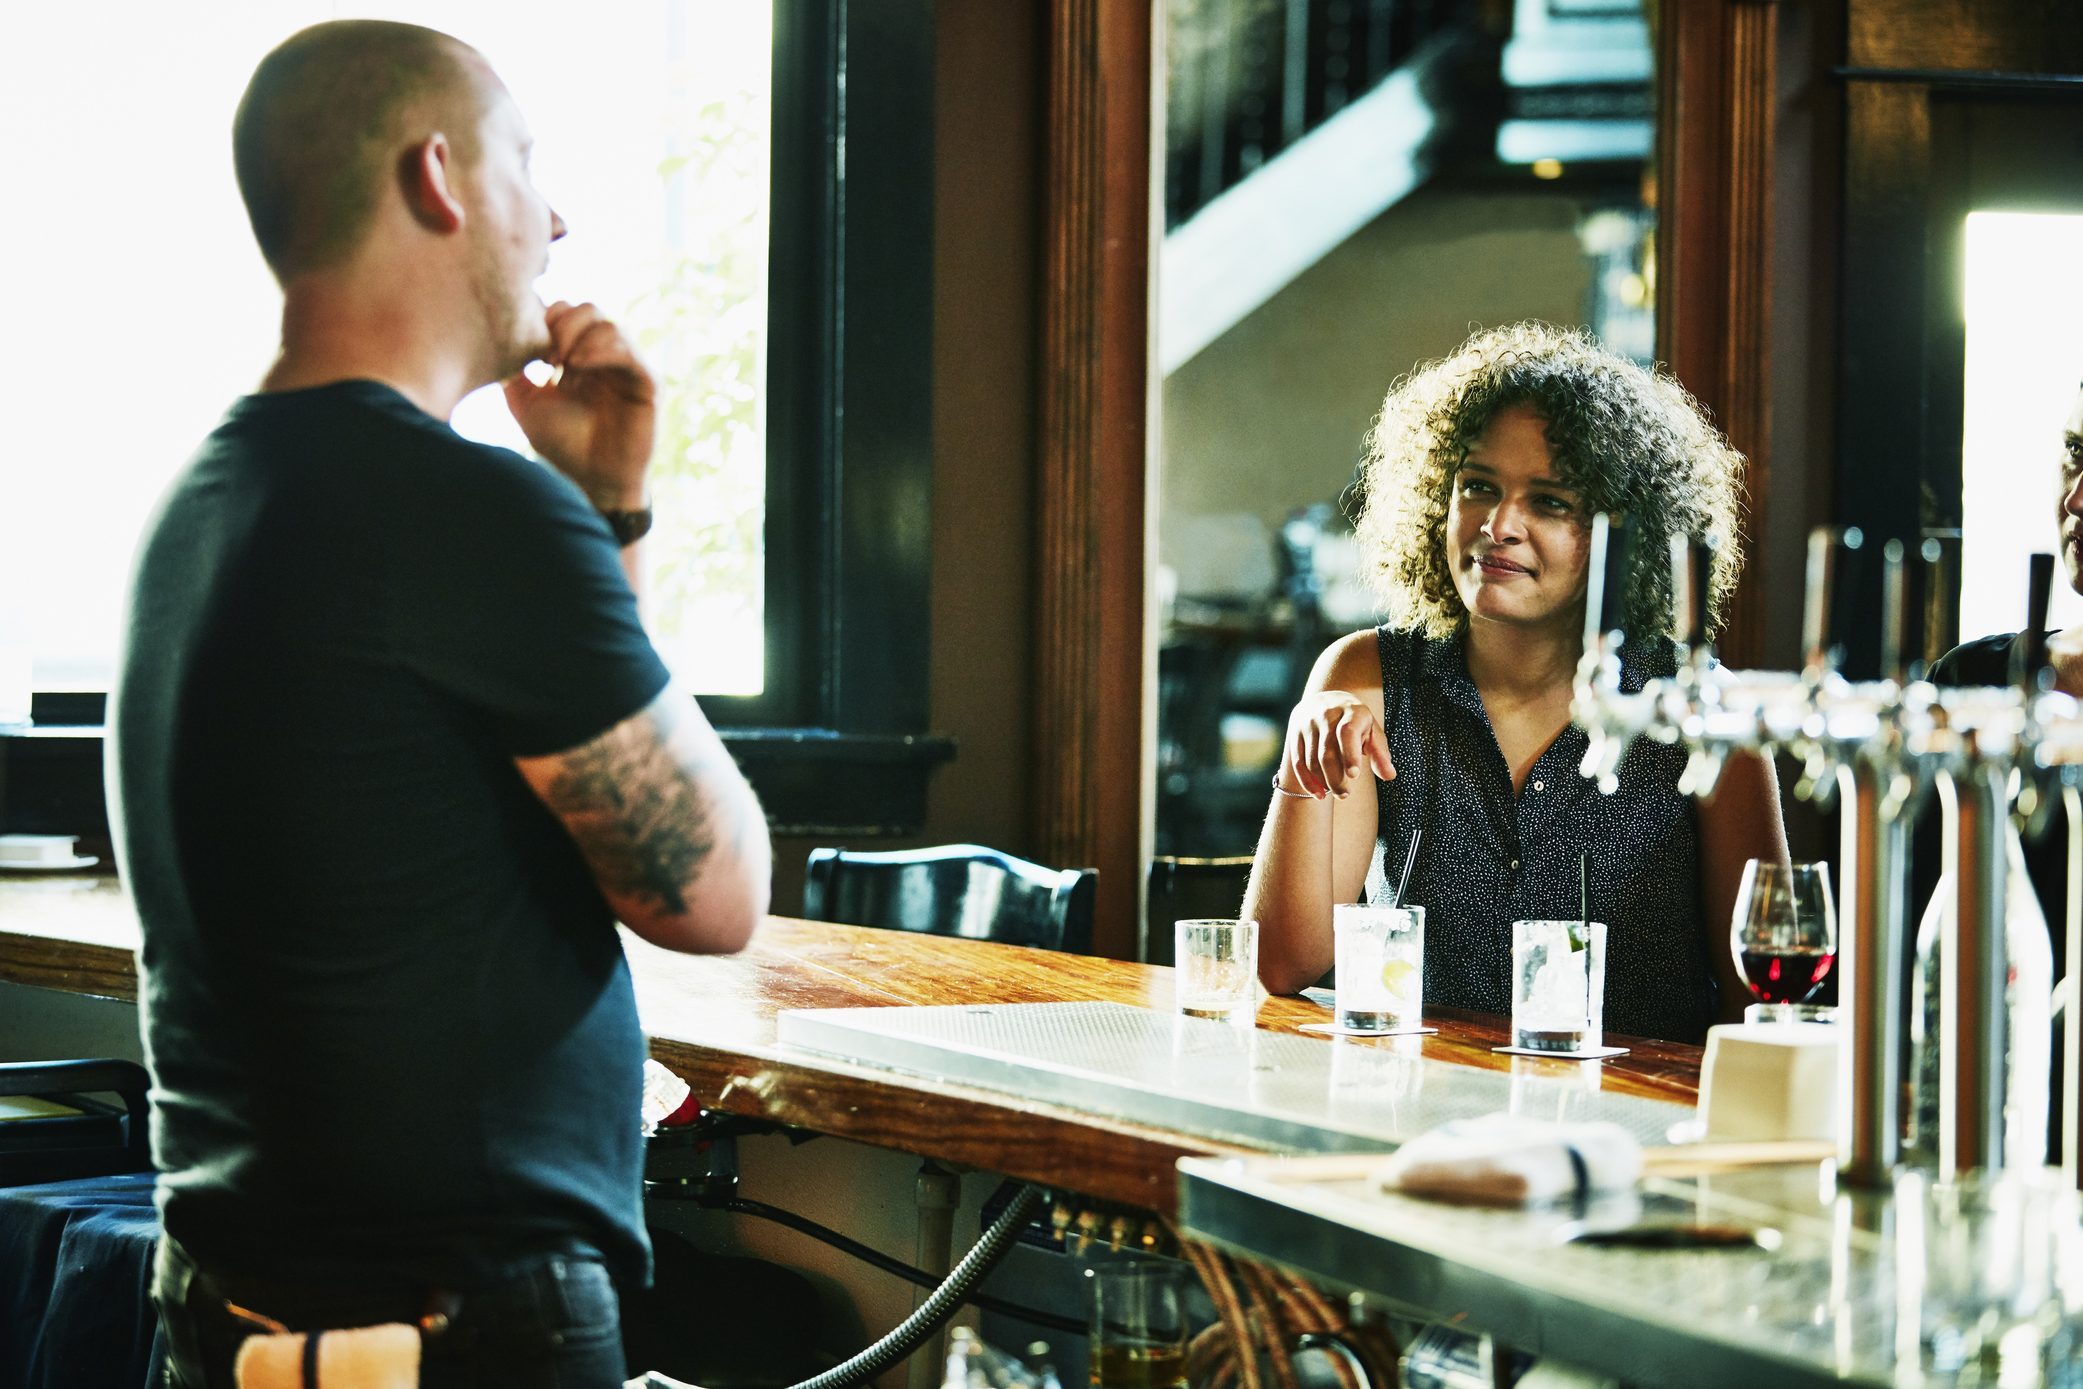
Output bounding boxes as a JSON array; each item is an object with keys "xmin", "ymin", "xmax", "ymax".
[
  {"xmin": 1333, "ymin": 904, "xmax": 1424, "ymax": 1032},
  {"xmin": 1511, "ymin": 919, "xmax": 1606, "ymax": 1053},
  {"xmin": 1173, "ymin": 919, "xmax": 1259, "ymax": 1020}
]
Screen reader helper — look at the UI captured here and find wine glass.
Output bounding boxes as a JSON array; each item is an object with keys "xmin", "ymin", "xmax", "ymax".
[{"xmin": 1730, "ymin": 860, "xmax": 1837, "ymax": 1024}]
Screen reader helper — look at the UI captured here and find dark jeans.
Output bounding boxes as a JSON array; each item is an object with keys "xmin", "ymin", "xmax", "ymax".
[{"xmin": 153, "ymin": 1236, "xmax": 627, "ymax": 1389}]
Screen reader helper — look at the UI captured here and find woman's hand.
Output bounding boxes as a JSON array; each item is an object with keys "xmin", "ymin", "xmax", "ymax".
[
  {"xmin": 1250, "ymin": 633, "xmax": 1388, "ymax": 993},
  {"xmin": 1281, "ymin": 689, "xmax": 1396, "ymax": 798}
]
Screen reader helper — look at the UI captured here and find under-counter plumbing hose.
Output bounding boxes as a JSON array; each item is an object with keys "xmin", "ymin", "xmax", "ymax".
[
  {"xmin": 789, "ymin": 1182, "xmax": 1047, "ymax": 1389},
  {"xmin": 626, "ymin": 1183, "xmax": 1049, "ymax": 1389}
]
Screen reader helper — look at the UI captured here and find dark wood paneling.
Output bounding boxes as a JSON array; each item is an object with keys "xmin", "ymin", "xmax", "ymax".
[
  {"xmin": 1658, "ymin": 0, "xmax": 1781, "ymax": 670},
  {"xmin": 1834, "ymin": 80, "xmax": 1933, "ymax": 558},
  {"xmin": 1849, "ymin": 0, "xmax": 2083, "ymax": 74},
  {"xmin": 1035, "ymin": 0, "xmax": 1154, "ymax": 958}
]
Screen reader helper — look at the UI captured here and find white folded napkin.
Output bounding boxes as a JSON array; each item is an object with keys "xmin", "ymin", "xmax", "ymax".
[{"xmin": 1374, "ymin": 1112, "xmax": 1642, "ymax": 1205}]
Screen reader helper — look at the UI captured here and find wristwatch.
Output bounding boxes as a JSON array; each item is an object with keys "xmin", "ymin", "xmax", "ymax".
[{"xmin": 600, "ymin": 505, "xmax": 654, "ymax": 546}]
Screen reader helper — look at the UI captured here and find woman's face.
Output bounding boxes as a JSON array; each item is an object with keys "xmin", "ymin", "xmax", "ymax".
[{"xmin": 1445, "ymin": 402, "xmax": 1591, "ymax": 636}]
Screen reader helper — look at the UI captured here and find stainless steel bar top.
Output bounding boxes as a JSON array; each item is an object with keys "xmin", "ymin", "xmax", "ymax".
[
  {"xmin": 1179, "ymin": 1153, "xmax": 1903, "ymax": 1389},
  {"xmin": 777, "ymin": 1001, "xmax": 1690, "ymax": 1154}
]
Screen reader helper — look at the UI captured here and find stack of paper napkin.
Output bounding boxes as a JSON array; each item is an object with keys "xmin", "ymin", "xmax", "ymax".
[{"xmin": 1697, "ymin": 1022, "xmax": 1839, "ymax": 1142}]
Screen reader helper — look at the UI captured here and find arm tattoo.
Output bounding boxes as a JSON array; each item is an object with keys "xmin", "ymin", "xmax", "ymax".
[{"xmin": 539, "ymin": 711, "xmax": 716, "ymax": 917}]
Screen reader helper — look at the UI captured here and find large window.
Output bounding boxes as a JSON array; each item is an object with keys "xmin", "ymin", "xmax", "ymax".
[
  {"xmin": 0, "ymin": 2, "xmax": 769, "ymax": 696},
  {"xmin": 0, "ymin": 2, "xmax": 945, "ymax": 835},
  {"xmin": 1959, "ymin": 210, "xmax": 2083, "ymax": 640}
]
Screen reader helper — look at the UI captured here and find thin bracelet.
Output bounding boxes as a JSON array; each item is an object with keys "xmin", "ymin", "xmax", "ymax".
[{"xmin": 1270, "ymin": 771, "xmax": 1316, "ymax": 799}]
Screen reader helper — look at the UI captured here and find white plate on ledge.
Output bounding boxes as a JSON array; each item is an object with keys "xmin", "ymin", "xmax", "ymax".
[{"xmin": 0, "ymin": 854, "xmax": 100, "ymax": 872}]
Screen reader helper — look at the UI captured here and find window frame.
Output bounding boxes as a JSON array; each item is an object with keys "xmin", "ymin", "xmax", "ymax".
[
  {"xmin": 1835, "ymin": 80, "xmax": 2083, "ymax": 676},
  {"xmin": 3, "ymin": 0, "xmax": 950, "ymax": 844},
  {"xmin": 704, "ymin": 0, "xmax": 952, "ymax": 832}
]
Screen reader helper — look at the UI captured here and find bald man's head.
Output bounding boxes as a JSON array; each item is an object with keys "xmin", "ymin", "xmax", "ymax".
[{"xmin": 233, "ymin": 20, "xmax": 494, "ymax": 279}]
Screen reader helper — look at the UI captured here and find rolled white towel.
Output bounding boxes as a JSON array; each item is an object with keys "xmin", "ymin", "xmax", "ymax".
[
  {"xmin": 1374, "ymin": 1113, "xmax": 1642, "ymax": 1205},
  {"xmin": 234, "ymin": 1323, "xmax": 419, "ymax": 1389}
]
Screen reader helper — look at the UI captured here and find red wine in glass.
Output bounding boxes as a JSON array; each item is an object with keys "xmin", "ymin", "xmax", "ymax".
[
  {"xmin": 1739, "ymin": 946, "xmax": 1835, "ymax": 1005},
  {"xmin": 1731, "ymin": 861, "xmax": 1837, "ymax": 1017}
]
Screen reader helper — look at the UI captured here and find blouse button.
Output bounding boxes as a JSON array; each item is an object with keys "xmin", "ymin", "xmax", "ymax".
[
  {"xmin": 1509, "ymin": 858, "xmax": 1520, "ymax": 871},
  {"xmin": 1532, "ymin": 780, "xmax": 1545, "ymax": 792}
]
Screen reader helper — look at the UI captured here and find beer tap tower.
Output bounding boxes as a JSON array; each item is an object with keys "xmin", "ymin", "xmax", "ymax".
[{"xmin": 1572, "ymin": 518, "xmax": 2071, "ymax": 1188}]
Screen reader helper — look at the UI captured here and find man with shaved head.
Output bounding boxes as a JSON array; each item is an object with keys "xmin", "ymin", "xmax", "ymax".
[{"xmin": 110, "ymin": 20, "xmax": 770, "ymax": 1386}]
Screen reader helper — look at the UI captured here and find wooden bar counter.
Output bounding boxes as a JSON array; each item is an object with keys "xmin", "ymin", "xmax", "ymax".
[{"xmin": 0, "ymin": 873, "xmax": 1704, "ymax": 1213}]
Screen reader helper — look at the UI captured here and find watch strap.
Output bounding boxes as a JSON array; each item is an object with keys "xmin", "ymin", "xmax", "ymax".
[{"xmin": 600, "ymin": 505, "xmax": 653, "ymax": 546}]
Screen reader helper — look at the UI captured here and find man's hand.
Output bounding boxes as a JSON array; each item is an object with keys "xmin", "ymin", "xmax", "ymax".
[{"xmin": 503, "ymin": 301, "xmax": 656, "ymax": 509}]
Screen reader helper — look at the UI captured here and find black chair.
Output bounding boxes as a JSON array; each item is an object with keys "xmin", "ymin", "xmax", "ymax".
[
  {"xmin": 0, "ymin": 1058, "xmax": 151, "ymax": 1185},
  {"xmin": 1144, "ymin": 855, "xmax": 1254, "ymax": 965},
  {"xmin": 0, "ymin": 1059, "xmax": 165, "ymax": 1389},
  {"xmin": 803, "ymin": 844, "xmax": 1097, "ymax": 953}
]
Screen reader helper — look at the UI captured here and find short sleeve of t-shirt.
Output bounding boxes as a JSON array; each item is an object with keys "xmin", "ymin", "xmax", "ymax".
[
  {"xmin": 1930, "ymin": 631, "xmax": 2025, "ymax": 689},
  {"xmin": 386, "ymin": 439, "xmax": 672, "ymax": 757}
]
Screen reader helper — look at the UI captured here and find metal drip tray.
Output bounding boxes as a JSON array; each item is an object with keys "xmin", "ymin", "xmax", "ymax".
[{"xmin": 776, "ymin": 1001, "xmax": 1688, "ymax": 1153}]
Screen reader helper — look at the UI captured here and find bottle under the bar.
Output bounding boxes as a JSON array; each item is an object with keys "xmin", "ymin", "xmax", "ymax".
[
  {"xmin": 1906, "ymin": 823, "xmax": 2053, "ymax": 1164},
  {"xmin": 1090, "ymin": 1342, "xmax": 1186, "ymax": 1389}
]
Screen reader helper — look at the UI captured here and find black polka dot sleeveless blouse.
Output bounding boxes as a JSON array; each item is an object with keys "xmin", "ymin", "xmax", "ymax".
[{"xmin": 1362, "ymin": 625, "xmax": 1716, "ymax": 1044}]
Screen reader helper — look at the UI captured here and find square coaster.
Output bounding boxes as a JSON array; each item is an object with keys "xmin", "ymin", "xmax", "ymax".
[
  {"xmin": 1491, "ymin": 1044, "xmax": 1630, "ymax": 1060},
  {"xmin": 1300, "ymin": 1022, "xmax": 1437, "ymax": 1038}
]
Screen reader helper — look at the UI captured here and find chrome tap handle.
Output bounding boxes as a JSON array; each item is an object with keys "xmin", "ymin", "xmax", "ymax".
[
  {"xmin": 1802, "ymin": 525, "xmax": 1868, "ymax": 676},
  {"xmin": 1671, "ymin": 532, "xmax": 1716, "ymax": 659},
  {"xmin": 1803, "ymin": 526, "xmax": 1845, "ymax": 677},
  {"xmin": 1580, "ymin": 729, "xmax": 1627, "ymax": 796},
  {"xmin": 1881, "ymin": 539, "xmax": 1908, "ymax": 686},
  {"xmin": 2017, "ymin": 552, "xmax": 2059, "ymax": 829},
  {"xmin": 2019, "ymin": 551, "xmax": 2056, "ymax": 693},
  {"xmin": 1585, "ymin": 513, "xmax": 1633, "ymax": 653},
  {"xmin": 1794, "ymin": 744, "xmax": 1837, "ymax": 807},
  {"xmin": 1677, "ymin": 746, "xmax": 1726, "ymax": 798},
  {"xmin": 1916, "ymin": 532, "xmax": 1960, "ymax": 679}
]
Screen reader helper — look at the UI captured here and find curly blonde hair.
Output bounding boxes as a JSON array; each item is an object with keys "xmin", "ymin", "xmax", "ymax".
[{"xmin": 1353, "ymin": 321, "xmax": 1746, "ymax": 643}]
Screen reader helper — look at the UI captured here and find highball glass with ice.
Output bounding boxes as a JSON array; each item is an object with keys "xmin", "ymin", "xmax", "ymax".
[
  {"xmin": 1510, "ymin": 919, "xmax": 1606, "ymax": 1053},
  {"xmin": 1333, "ymin": 904, "xmax": 1424, "ymax": 1032}
]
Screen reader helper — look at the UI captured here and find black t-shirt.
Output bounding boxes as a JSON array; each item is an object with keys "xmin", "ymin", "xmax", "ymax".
[{"xmin": 110, "ymin": 381, "xmax": 672, "ymax": 1290}]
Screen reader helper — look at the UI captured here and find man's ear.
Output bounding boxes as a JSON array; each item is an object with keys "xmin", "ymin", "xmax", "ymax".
[{"xmin": 401, "ymin": 133, "xmax": 466, "ymax": 234}]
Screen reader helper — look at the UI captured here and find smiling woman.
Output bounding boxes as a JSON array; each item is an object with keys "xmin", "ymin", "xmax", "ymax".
[{"xmin": 1242, "ymin": 321, "xmax": 1789, "ymax": 1045}]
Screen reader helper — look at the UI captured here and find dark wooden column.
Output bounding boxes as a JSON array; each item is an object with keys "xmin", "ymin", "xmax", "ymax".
[
  {"xmin": 1035, "ymin": 0, "xmax": 1154, "ymax": 957},
  {"xmin": 1657, "ymin": 0, "xmax": 1781, "ymax": 670}
]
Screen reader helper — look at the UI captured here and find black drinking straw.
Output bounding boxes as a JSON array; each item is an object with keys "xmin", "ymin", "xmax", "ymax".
[
  {"xmin": 1392, "ymin": 828, "xmax": 1422, "ymax": 908},
  {"xmin": 1578, "ymin": 850, "xmax": 1591, "ymax": 947}
]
